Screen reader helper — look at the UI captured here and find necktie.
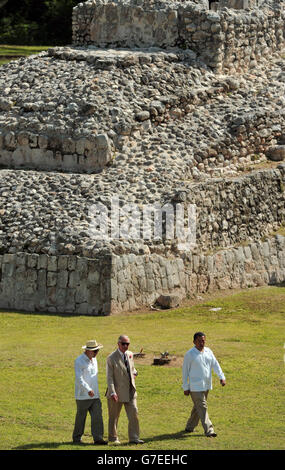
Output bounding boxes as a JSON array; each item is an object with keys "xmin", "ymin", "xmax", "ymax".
[
  {"xmin": 124, "ymin": 353, "xmax": 134, "ymax": 397},
  {"xmin": 124, "ymin": 354, "xmax": 131, "ymax": 379}
]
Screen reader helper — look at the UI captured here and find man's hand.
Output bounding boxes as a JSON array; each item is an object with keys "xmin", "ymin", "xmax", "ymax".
[
  {"xmin": 220, "ymin": 379, "xmax": 226, "ymax": 386},
  {"xmin": 88, "ymin": 390, "xmax": 95, "ymax": 397},
  {"xmin": 184, "ymin": 390, "xmax": 190, "ymax": 396},
  {"xmin": 111, "ymin": 393, "xmax": 119, "ymax": 402}
]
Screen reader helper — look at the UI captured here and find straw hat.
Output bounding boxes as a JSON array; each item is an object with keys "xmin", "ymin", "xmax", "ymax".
[{"xmin": 82, "ymin": 340, "xmax": 103, "ymax": 351}]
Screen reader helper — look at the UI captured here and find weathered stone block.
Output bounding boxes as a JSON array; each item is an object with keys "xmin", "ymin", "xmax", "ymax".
[
  {"xmin": 58, "ymin": 256, "xmax": 69, "ymax": 271},
  {"xmin": 58, "ymin": 271, "xmax": 69, "ymax": 288},
  {"xmin": 38, "ymin": 254, "xmax": 48, "ymax": 270},
  {"xmin": 155, "ymin": 294, "xmax": 181, "ymax": 309},
  {"xmin": 67, "ymin": 256, "xmax": 77, "ymax": 271},
  {"xmin": 47, "ymin": 271, "xmax": 57, "ymax": 287},
  {"xmin": 87, "ymin": 270, "xmax": 100, "ymax": 285},
  {"xmin": 266, "ymin": 145, "xmax": 285, "ymax": 162},
  {"xmin": 48, "ymin": 256, "xmax": 58, "ymax": 272},
  {"xmin": 69, "ymin": 271, "xmax": 80, "ymax": 288}
]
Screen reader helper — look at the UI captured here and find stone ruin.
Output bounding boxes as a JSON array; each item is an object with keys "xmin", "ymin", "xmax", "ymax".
[
  {"xmin": 0, "ymin": 0, "xmax": 284, "ymax": 314},
  {"xmin": 73, "ymin": 0, "xmax": 283, "ymax": 72}
]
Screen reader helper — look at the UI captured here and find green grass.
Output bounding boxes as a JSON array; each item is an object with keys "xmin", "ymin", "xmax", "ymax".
[
  {"xmin": 0, "ymin": 45, "xmax": 50, "ymax": 65},
  {"xmin": 0, "ymin": 286, "xmax": 284, "ymax": 450}
]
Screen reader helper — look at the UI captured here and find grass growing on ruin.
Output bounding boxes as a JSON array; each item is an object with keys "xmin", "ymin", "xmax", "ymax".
[
  {"xmin": 0, "ymin": 45, "xmax": 50, "ymax": 65},
  {"xmin": 0, "ymin": 286, "xmax": 284, "ymax": 451}
]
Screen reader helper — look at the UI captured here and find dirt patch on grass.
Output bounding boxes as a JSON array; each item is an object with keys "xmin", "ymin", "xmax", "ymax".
[{"xmin": 134, "ymin": 354, "xmax": 184, "ymax": 367}]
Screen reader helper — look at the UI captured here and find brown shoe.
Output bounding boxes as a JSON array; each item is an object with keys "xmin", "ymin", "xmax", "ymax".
[
  {"xmin": 110, "ymin": 440, "xmax": 121, "ymax": 446},
  {"xmin": 129, "ymin": 439, "xmax": 144, "ymax": 444}
]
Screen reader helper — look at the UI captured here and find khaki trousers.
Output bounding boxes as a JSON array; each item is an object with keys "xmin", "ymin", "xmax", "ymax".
[
  {"xmin": 186, "ymin": 391, "xmax": 215, "ymax": 436},
  {"xmin": 107, "ymin": 397, "xmax": 140, "ymax": 442},
  {"xmin": 72, "ymin": 398, "xmax": 104, "ymax": 442}
]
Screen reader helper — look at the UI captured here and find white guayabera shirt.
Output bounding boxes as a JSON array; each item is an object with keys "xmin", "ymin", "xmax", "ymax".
[
  {"xmin": 74, "ymin": 353, "xmax": 100, "ymax": 400},
  {"xmin": 182, "ymin": 346, "xmax": 225, "ymax": 392}
]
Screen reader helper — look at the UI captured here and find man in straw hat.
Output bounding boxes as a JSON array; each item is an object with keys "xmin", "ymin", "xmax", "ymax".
[{"xmin": 72, "ymin": 339, "xmax": 107, "ymax": 445}]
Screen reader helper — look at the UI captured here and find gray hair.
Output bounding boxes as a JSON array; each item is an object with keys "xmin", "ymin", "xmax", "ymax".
[{"xmin": 118, "ymin": 335, "xmax": 130, "ymax": 343}]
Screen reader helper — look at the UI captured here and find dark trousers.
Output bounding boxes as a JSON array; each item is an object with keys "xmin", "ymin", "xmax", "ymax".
[{"xmin": 72, "ymin": 398, "xmax": 104, "ymax": 442}]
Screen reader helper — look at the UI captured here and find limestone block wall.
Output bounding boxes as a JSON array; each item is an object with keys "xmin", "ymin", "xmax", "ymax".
[
  {"xmin": 0, "ymin": 252, "xmax": 112, "ymax": 314},
  {"xmin": 184, "ymin": 164, "xmax": 285, "ymax": 250},
  {"xmin": 110, "ymin": 234, "xmax": 285, "ymax": 312},
  {"xmin": 72, "ymin": 0, "xmax": 180, "ymax": 48},
  {"xmin": 0, "ymin": 166, "xmax": 284, "ymax": 314},
  {"xmin": 217, "ymin": 0, "xmax": 258, "ymax": 8},
  {"xmin": 0, "ymin": 131, "xmax": 111, "ymax": 173},
  {"xmin": 72, "ymin": 1, "xmax": 285, "ymax": 72},
  {"xmin": 136, "ymin": 98, "xmax": 285, "ymax": 176},
  {"xmin": 179, "ymin": 2, "xmax": 285, "ymax": 71},
  {"xmin": 90, "ymin": 3, "xmax": 179, "ymax": 48},
  {"xmin": 0, "ymin": 235, "xmax": 284, "ymax": 314}
]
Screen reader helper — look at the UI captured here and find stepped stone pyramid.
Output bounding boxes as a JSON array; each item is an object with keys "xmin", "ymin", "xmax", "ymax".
[{"xmin": 0, "ymin": 0, "xmax": 284, "ymax": 314}]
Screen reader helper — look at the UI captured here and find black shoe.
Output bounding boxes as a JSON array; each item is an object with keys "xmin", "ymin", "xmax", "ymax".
[
  {"xmin": 206, "ymin": 433, "xmax": 217, "ymax": 437},
  {"xmin": 94, "ymin": 439, "xmax": 108, "ymax": 445},
  {"xmin": 184, "ymin": 428, "xmax": 194, "ymax": 433}
]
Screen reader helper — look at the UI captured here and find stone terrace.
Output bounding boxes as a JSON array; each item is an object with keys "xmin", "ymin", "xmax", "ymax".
[{"xmin": 0, "ymin": 0, "xmax": 284, "ymax": 314}]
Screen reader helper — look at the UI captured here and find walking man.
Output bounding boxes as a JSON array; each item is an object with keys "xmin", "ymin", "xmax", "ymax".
[
  {"xmin": 182, "ymin": 332, "xmax": 226, "ymax": 437},
  {"xmin": 106, "ymin": 334, "xmax": 144, "ymax": 445},
  {"xmin": 72, "ymin": 339, "xmax": 107, "ymax": 445}
]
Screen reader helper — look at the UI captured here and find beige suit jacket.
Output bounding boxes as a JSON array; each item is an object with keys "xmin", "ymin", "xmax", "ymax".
[{"xmin": 106, "ymin": 349, "xmax": 137, "ymax": 402}]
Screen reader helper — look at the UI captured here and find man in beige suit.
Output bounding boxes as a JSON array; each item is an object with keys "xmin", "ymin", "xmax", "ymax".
[{"xmin": 106, "ymin": 334, "xmax": 144, "ymax": 445}]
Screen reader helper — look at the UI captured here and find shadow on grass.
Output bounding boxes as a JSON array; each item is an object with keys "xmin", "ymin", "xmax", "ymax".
[
  {"xmin": 13, "ymin": 441, "xmax": 90, "ymax": 450},
  {"xmin": 142, "ymin": 431, "xmax": 205, "ymax": 443},
  {"xmin": 0, "ymin": 308, "xmax": 93, "ymax": 318},
  {"xmin": 12, "ymin": 432, "xmax": 205, "ymax": 450}
]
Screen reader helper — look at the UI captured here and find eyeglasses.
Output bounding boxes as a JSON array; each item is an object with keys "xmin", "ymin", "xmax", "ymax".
[{"xmin": 120, "ymin": 342, "xmax": 130, "ymax": 346}]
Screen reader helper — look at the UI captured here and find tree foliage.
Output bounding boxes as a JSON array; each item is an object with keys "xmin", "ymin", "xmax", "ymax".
[
  {"xmin": 0, "ymin": 0, "xmax": 82, "ymax": 45},
  {"xmin": 0, "ymin": 0, "xmax": 9, "ymax": 9}
]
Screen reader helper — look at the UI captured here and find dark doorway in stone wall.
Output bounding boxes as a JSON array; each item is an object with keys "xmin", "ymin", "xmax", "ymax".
[{"xmin": 209, "ymin": 0, "xmax": 219, "ymax": 9}]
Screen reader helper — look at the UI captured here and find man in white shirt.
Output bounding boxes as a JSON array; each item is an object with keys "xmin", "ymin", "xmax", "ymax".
[
  {"xmin": 182, "ymin": 332, "xmax": 226, "ymax": 437},
  {"xmin": 72, "ymin": 339, "xmax": 107, "ymax": 445}
]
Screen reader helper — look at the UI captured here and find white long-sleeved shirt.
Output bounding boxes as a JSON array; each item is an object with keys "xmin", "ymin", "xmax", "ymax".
[
  {"xmin": 182, "ymin": 346, "xmax": 225, "ymax": 392},
  {"xmin": 74, "ymin": 353, "xmax": 100, "ymax": 400}
]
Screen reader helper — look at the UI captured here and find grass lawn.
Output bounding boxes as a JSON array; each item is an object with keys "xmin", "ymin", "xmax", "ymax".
[
  {"xmin": 0, "ymin": 45, "xmax": 51, "ymax": 65},
  {"xmin": 0, "ymin": 285, "xmax": 284, "ymax": 451}
]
